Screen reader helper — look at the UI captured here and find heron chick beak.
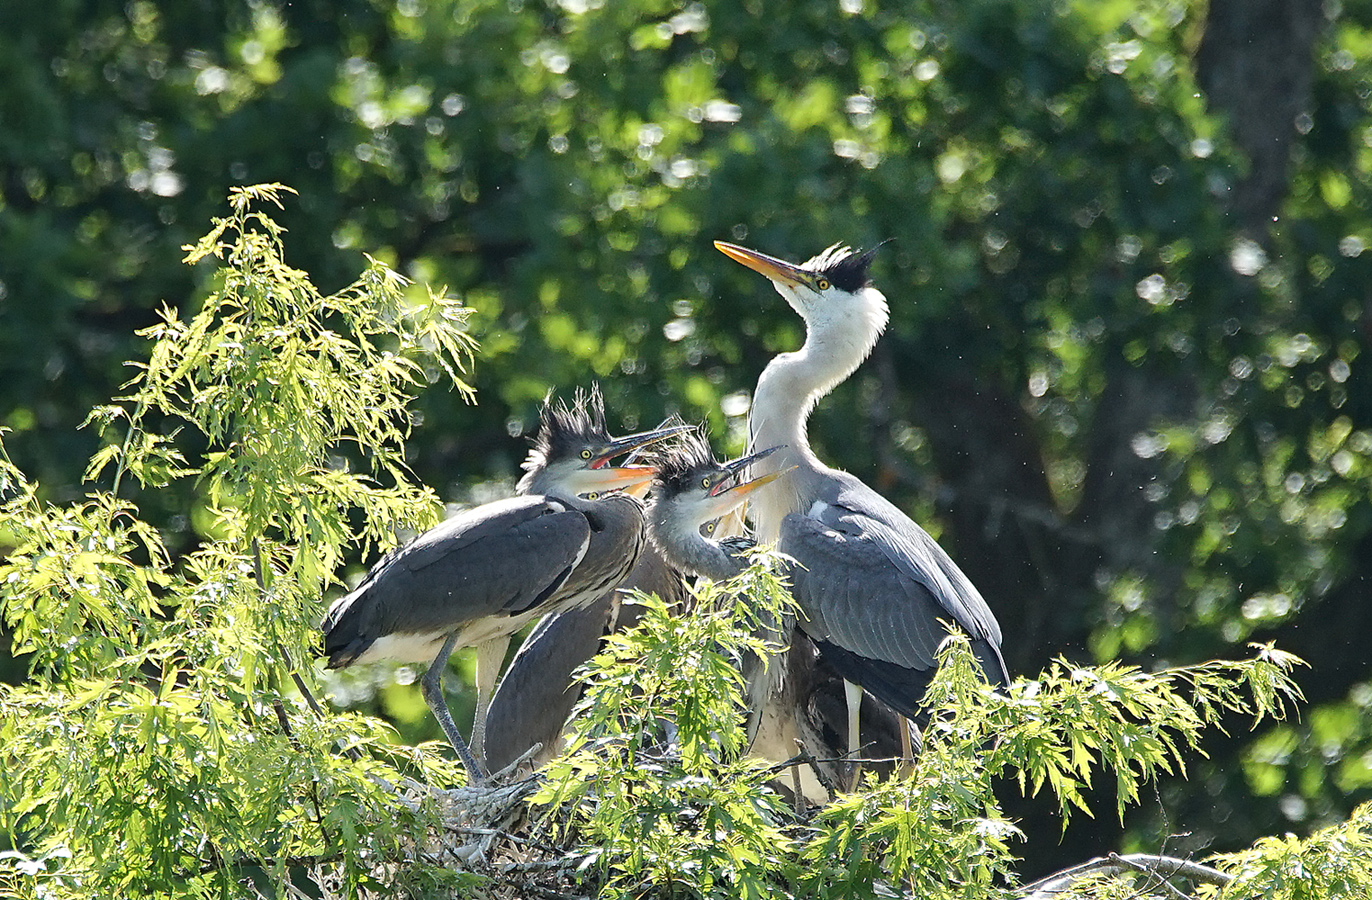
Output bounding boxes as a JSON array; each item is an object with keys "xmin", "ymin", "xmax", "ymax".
[
  {"xmin": 714, "ymin": 241, "xmax": 809, "ymax": 289},
  {"xmin": 717, "ymin": 445, "xmax": 784, "ymax": 490},
  {"xmin": 589, "ymin": 423, "xmax": 694, "ymax": 469},
  {"xmin": 701, "ymin": 466, "xmax": 795, "ymax": 523},
  {"xmin": 719, "ymin": 466, "xmax": 792, "ymax": 500},
  {"xmin": 582, "ymin": 463, "xmax": 658, "ymax": 493}
]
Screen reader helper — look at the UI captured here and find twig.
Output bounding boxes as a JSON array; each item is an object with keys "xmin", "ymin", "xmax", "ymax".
[
  {"xmin": 490, "ymin": 741, "xmax": 545, "ymax": 781},
  {"xmin": 525, "ymin": 885, "xmax": 586, "ymax": 900},
  {"xmin": 1108, "ymin": 853, "xmax": 1197, "ymax": 900},
  {"xmin": 763, "ymin": 750, "xmax": 907, "ymax": 775},
  {"xmin": 1018, "ymin": 853, "xmax": 1231, "ymax": 899}
]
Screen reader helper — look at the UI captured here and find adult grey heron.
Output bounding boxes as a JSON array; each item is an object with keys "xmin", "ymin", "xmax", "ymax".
[
  {"xmin": 714, "ymin": 240, "xmax": 1009, "ymax": 764},
  {"xmin": 644, "ymin": 430, "xmax": 912, "ymax": 799},
  {"xmin": 322, "ymin": 388, "xmax": 689, "ymax": 781},
  {"xmin": 482, "ymin": 540, "xmax": 686, "ymax": 773}
]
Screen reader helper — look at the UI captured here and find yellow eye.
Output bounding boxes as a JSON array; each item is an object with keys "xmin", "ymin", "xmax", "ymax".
[
  {"xmin": 701, "ymin": 477, "xmax": 711, "ymax": 489},
  {"xmin": 580, "ymin": 449, "xmax": 593, "ymax": 459},
  {"xmin": 816, "ymin": 277, "xmax": 831, "ymax": 290},
  {"xmin": 585, "ymin": 491, "xmax": 600, "ymax": 500},
  {"xmin": 704, "ymin": 521, "xmax": 716, "ymax": 535}
]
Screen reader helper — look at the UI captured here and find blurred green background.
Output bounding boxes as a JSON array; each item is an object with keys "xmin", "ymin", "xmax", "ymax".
[{"xmin": 2, "ymin": 0, "xmax": 1369, "ymax": 878}]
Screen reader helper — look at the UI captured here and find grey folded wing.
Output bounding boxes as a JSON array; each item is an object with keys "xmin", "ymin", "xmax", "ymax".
[
  {"xmin": 323, "ymin": 495, "xmax": 592, "ymax": 665},
  {"xmin": 779, "ymin": 500, "xmax": 1007, "ymax": 718}
]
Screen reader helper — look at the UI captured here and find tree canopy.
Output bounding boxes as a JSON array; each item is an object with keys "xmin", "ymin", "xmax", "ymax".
[{"xmin": 1, "ymin": 0, "xmax": 1371, "ymax": 895}]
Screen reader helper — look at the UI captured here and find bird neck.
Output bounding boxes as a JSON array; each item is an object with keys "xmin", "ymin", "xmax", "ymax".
[
  {"xmin": 648, "ymin": 503, "xmax": 746, "ymax": 581},
  {"xmin": 750, "ymin": 301, "xmax": 884, "ymax": 538},
  {"xmin": 575, "ymin": 491, "xmax": 645, "ymax": 534}
]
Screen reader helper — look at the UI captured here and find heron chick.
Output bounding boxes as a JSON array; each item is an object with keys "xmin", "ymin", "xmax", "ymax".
[
  {"xmin": 647, "ymin": 428, "xmax": 914, "ymax": 799},
  {"xmin": 321, "ymin": 387, "xmax": 689, "ymax": 781}
]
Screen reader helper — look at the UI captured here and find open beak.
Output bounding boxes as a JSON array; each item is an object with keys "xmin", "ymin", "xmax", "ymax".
[
  {"xmin": 720, "ymin": 467, "xmax": 791, "ymax": 500},
  {"xmin": 584, "ymin": 464, "xmax": 658, "ymax": 492},
  {"xmin": 716, "ymin": 445, "xmax": 783, "ymax": 491},
  {"xmin": 704, "ymin": 466, "xmax": 794, "ymax": 519},
  {"xmin": 588, "ymin": 423, "xmax": 693, "ymax": 469},
  {"xmin": 623, "ymin": 479, "xmax": 653, "ymax": 498},
  {"xmin": 714, "ymin": 241, "xmax": 810, "ymax": 289},
  {"xmin": 578, "ymin": 423, "xmax": 692, "ymax": 494}
]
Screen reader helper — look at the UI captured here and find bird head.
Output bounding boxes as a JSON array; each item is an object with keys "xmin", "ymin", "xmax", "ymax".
[
  {"xmin": 714, "ymin": 240, "xmax": 889, "ymax": 342},
  {"xmin": 520, "ymin": 386, "xmax": 691, "ymax": 499},
  {"xmin": 649, "ymin": 428, "xmax": 790, "ymax": 533}
]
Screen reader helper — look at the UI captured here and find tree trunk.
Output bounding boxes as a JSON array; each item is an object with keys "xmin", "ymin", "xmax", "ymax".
[{"xmin": 1195, "ymin": 0, "xmax": 1325, "ymax": 234}]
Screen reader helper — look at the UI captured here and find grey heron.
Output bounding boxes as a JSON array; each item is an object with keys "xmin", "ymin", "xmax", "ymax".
[
  {"xmin": 482, "ymin": 540, "xmax": 686, "ymax": 773},
  {"xmin": 714, "ymin": 240, "xmax": 1009, "ymax": 768},
  {"xmin": 645, "ymin": 429, "xmax": 914, "ymax": 799},
  {"xmin": 321, "ymin": 388, "xmax": 689, "ymax": 781}
]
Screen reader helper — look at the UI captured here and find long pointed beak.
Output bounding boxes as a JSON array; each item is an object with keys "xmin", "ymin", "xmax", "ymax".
[
  {"xmin": 717, "ymin": 445, "xmax": 783, "ymax": 487},
  {"xmin": 589, "ymin": 423, "xmax": 693, "ymax": 468},
  {"xmin": 703, "ymin": 466, "xmax": 794, "ymax": 519},
  {"xmin": 714, "ymin": 241, "xmax": 810, "ymax": 289},
  {"xmin": 719, "ymin": 467, "xmax": 792, "ymax": 500},
  {"xmin": 584, "ymin": 464, "xmax": 658, "ymax": 491}
]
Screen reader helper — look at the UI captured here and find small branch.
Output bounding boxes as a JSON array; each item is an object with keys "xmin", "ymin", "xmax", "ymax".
[
  {"xmin": 1018, "ymin": 853, "xmax": 1231, "ymax": 899},
  {"xmin": 763, "ymin": 750, "xmax": 906, "ymax": 775},
  {"xmin": 1108, "ymin": 853, "xmax": 1196, "ymax": 900}
]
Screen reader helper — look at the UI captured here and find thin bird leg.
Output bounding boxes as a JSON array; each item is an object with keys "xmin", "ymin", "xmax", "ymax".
[
  {"xmin": 899, "ymin": 717, "xmax": 914, "ymax": 778},
  {"xmin": 468, "ymin": 635, "xmax": 511, "ymax": 766},
  {"xmin": 420, "ymin": 632, "xmax": 489, "ymax": 784},
  {"xmin": 844, "ymin": 679, "xmax": 863, "ymax": 791}
]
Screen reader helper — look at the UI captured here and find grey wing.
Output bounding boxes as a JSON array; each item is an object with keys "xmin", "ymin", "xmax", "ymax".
[
  {"xmin": 323, "ymin": 495, "xmax": 591, "ymax": 666},
  {"xmin": 782, "ymin": 511, "xmax": 949, "ymax": 672},
  {"xmin": 615, "ymin": 541, "xmax": 687, "ymax": 628},
  {"xmin": 827, "ymin": 475, "xmax": 1002, "ymax": 646},
  {"xmin": 780, "ymin": 503, "xmax": 1007, "ymax": 719},
  {"xmin": 483, "ymin": 594, "xmax": 615, "ymax": 771},
  {"xmin": 484, "ymin": 541, "xmax": 685, "ymax": 770}
]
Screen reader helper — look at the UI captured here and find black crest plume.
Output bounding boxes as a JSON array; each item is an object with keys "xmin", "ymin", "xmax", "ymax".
[
  {"xmin": 651, "ymin": 425, "xmax": 721, "ymax": 496},
  {"xmin": 523, "ymin": 385, "xmax": 610, "ymax": 473},
  {"xmin": 803, "ymin": 241, "xmax": 888, "ymax": 293}
]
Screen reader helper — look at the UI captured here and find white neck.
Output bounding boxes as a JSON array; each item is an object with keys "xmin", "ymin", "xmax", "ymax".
[{"xmin": 749, "ymin": 287, "xmax": 887, "ymax": 541}]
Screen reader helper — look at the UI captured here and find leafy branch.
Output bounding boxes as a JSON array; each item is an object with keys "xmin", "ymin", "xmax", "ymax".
[{"xmin": 0, "ymin": 186, "xmax": 480, "ymax": 900}]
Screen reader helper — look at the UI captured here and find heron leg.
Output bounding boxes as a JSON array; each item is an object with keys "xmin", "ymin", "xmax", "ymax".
[
  {"xmin": 468, "ymin": 635, "xmax": 511, "ymax": 767},
  {"xmin": 844, "ymin": 678, "xmax": 863, "ymax": 791},
  {"xmin": 420, "ymin": 632, "xmax": 488, "ymax": 784},
  {"xmin": 899, "ymin": 717, "xmax": 914, "ymax": 777}
]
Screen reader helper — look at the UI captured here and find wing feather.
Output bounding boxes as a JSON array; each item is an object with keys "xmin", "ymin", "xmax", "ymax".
[
  {"xmin": 778, "ymin": 472, "xmax": 1008, "ymax": 716},
  {"xmin": 323, "ymin": 495, "xmax": 591, "ymax": 666}
]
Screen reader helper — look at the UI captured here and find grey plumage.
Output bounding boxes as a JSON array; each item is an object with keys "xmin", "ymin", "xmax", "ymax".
[
  {"xmin": 322, "ymin": 495, "xmax": 595, "ymax": 669},
  {"xmin": 715, "ymin": 239, "xmax": 1008, "ymax": 737},
  {"xmin": 644, "ymin": 431, "xmax": 913, "ymax": 800},
  {"xmin": 482, "ymin": 541, "xmax": 686, "ymax": 772},
  {"xmin": 645, "ymin": 428, "xmax": 781, "ymax": 582},
  {"xmin": 779, "ymin": 470, "xmax": 1007, "ymax": 721},
  {"xmin": 321, "ymin": 387, "xmax": 688, "ymax": 780}
]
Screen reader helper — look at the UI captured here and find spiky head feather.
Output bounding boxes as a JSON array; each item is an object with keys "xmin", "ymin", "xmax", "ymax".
[
  {"xmin": 801, "ymin": 243, "xmax": 883, "ymax": 293},
  {"xmin": 522, "ymin": 385, "xmax": 610, "ymax": 475},
  {"xmin": 650, "ymin": 426, "xmax": 724, "ymax": 498}
]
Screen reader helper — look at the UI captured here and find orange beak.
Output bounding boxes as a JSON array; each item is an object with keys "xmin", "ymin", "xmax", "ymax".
[{"xmin": 714, "ymin": 241, "xmax": 810, "ymax": 289}]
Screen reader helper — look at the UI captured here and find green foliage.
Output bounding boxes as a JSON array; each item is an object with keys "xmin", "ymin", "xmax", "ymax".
[
  {"xmin": 535, "ymin": 565, "xmax": 797, "ymax": 900},
  {"xmin": 525, "ymin": 560, "xmax": 1330, "ymax": 900},
  {"xmin": 0, "ymin": 189, "xmax": 1367, "ymax": 899},
  {"xmin": 4, "ymin": 0, "xmax": 1372, "ymax": 882},
  {"xmin": 0, "ymin": 189, "xmax": 477, "ymax": 899},
  {"xmin": 1208, "ymin": 801, "xmax": 1372, "ymax": 900}
]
